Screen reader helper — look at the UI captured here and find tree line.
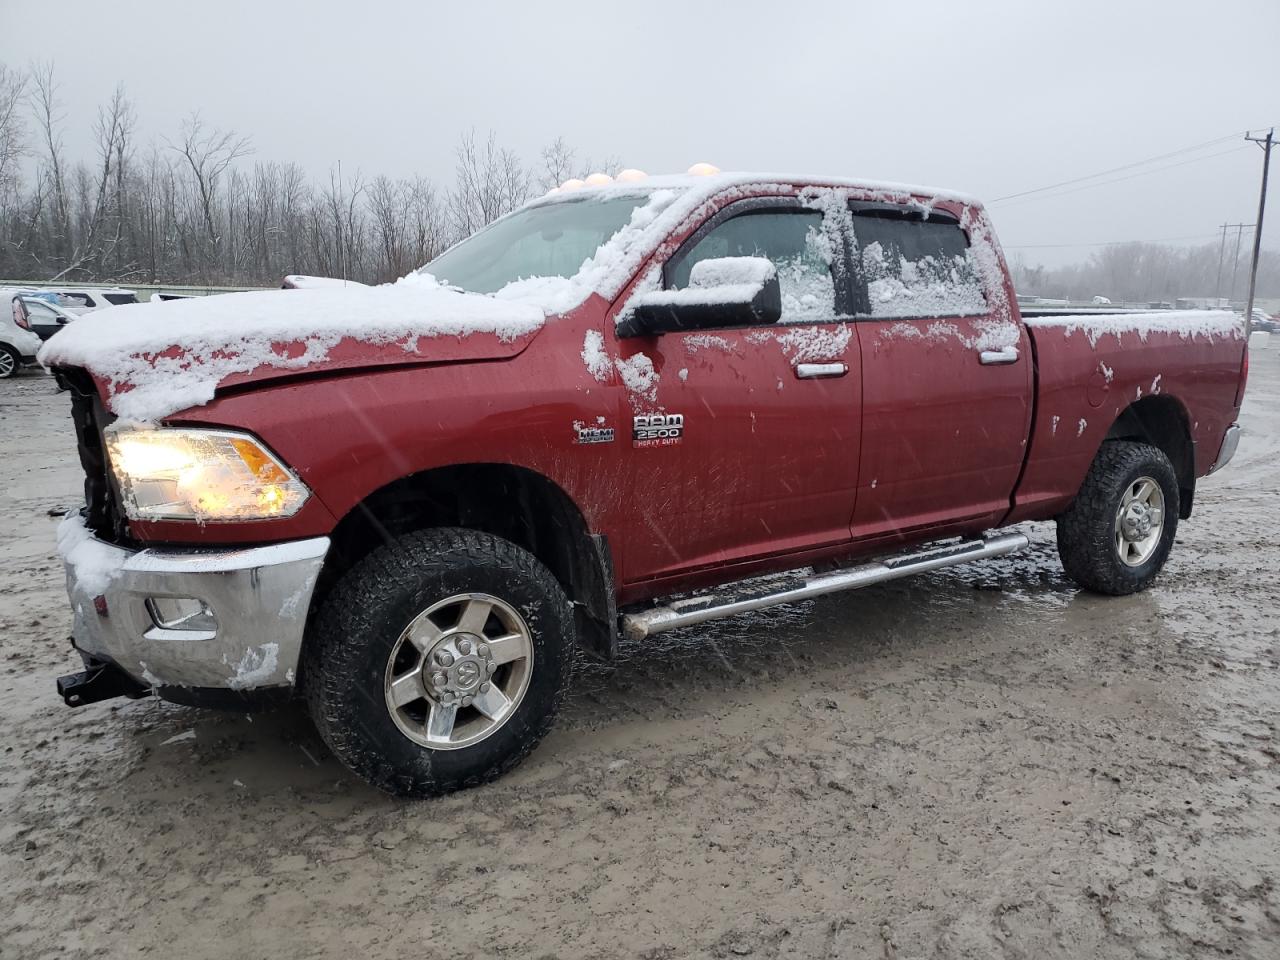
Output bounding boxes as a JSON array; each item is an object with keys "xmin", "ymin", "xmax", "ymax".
[
  {"xmin": 1009, "ymin": 239, "xmax": 1280, "ymax": 305},
  {"xmin": 0, "ymin": 62, "xmax": 610, "ymax": 286}
]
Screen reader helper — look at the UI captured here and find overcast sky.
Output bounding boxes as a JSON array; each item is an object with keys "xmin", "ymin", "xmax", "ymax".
[{"xmin": 2, "ymin": 0, "xmax": 1277, "ymax": 266}]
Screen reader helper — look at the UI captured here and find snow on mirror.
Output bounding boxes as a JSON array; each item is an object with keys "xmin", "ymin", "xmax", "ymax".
[{"xmin": 669, "ymin": 211, "xmax": 836, "ymax": 323}]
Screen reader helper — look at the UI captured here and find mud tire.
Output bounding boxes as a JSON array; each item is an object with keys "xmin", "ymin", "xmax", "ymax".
[
  {"xmin": 1056, "ymin": 440, "xmax": 1179, "ymax": 596},
  {"xmin": 303, "ymin": 528, "xmax": 575, "ymax": 798}
]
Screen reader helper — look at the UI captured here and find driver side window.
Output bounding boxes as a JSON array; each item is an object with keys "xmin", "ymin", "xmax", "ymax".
[{"xmin": 666, "ymin": 210, "xmax": 836, "ymax": 323}]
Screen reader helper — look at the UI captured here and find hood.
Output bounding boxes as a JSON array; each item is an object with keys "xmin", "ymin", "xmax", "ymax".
[{"xmin": 39, "ymin": 281, "xmax": 546, "ymax": 422}]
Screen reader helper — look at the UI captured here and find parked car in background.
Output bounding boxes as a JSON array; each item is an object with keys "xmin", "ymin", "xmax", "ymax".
[
  {"xmin": 13, "ymin": 295, "xmax": 79, "ymax": 341},
  {"xmin": 1248, "ymin": 309, "xmax": 1277, "ymax": 333},
  {"xmin": 281, "ymin": 275, "xmax": 369, "ymax": 290},
  {"xmin": 0, "ymin": 297, "xmax": 42, "ymax": 378},
  {"xmin": 47, "ymin": 287, "xmax": 138, "ymax": 314},
  {"xmin": 1092, "ymin": 295, "xmax": 1112, "ymax": 304}
]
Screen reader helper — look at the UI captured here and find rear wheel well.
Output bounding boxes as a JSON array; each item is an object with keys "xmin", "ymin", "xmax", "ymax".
[
  {"xmin": 314, "ymin": 465, "xmax": 617, "ymax": 661},
  {"xmin": 1104, "ymin": 396, "xmax": 1195, "ymax": 518}
]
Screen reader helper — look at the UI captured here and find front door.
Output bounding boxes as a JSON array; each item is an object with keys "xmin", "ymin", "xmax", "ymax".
[{"xmin": 611, "ymin": 197, "xmax": 863, "ymax": 583}]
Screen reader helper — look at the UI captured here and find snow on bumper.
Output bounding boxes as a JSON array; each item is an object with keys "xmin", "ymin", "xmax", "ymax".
[{"xmin": 58, "ymin": 514, "xmax": 328, "ymax": 691}]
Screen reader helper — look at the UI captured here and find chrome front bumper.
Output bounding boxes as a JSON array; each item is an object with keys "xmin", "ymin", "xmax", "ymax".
[
  {"xmin": 59, "ymin": 515, "xmax": 328, "ymax": 691},
  {"xmin": 1210, "ymin": 423, "xmax": 1241, "ymax": 473}
]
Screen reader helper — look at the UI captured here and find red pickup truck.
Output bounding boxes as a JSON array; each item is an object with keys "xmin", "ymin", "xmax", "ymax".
[{"xmin": 44, "ymin": 171, "xmax": 1248, "ymax": 796}]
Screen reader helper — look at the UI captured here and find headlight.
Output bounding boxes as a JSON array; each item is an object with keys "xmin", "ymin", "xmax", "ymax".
[{"xmin": 104, "ymin": 426, "xmax": 310, "ymax": 522}]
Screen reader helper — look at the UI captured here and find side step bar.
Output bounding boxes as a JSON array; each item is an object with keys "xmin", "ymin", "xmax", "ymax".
[{"xmin": 620, "ymin": 532, "xmax": 1029, "ymax": 641}]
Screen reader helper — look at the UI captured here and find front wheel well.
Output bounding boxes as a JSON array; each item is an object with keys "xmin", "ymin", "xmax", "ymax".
[
  {"xmin": 314, "ymin": 465, "xmax": 617, "ymax": 661},
  {"xmin": 1104, "ymin": 395, "xmax": 1195, "ymax": 518}
]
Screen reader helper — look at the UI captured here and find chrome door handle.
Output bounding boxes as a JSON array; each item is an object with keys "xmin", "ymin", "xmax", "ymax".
[
  {"xmin": 795, "ymin": 362, "xmax": 848, "ymax": 379},
  {"xmin": 978, "ymin": 346, "xmax": 1019, "ymax": 365}
]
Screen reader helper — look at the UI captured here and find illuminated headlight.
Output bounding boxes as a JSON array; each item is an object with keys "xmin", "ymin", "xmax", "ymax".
[{"xmin": 104, "ymin": 426, "xmax": 309, "ymax": 522}]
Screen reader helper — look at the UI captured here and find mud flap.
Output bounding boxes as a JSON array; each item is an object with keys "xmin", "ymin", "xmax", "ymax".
[{"xmin": 574, "ymin": 534, "xmax": 618, "ymax": 661}]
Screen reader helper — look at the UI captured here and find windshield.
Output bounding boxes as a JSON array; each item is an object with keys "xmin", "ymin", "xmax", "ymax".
[{"xmin": 422, "ymin": 194, "xmax": 651, "ymax": 294}]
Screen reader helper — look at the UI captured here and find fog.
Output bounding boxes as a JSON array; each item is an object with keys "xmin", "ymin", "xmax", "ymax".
[{"xmin": 1, "ymin": 0, "xmax": 1277, "ymax": 268}]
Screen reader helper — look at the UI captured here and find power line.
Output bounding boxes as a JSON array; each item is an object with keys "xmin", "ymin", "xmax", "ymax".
[
  {"xmin": 992, "ymin": 145, "xmax": 1250, "ymax": 208},
  {"xmin": 992, "ymin": 130, "xmax": 1245, "ymax": 204}
]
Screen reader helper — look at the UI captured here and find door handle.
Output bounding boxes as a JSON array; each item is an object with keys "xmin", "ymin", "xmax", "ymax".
[
  {"xmin": 795, "ymin": 362, "xmax": 848, "ymax": 379},
  {"xmin": 978, "ymin": 346, "xmax": 1019, "ymax": 365}
]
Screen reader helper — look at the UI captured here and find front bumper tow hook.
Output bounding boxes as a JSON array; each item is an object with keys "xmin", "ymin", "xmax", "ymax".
[{"xmin": 56, "ymin": 665, "xmax": 149, "ymax": 707}]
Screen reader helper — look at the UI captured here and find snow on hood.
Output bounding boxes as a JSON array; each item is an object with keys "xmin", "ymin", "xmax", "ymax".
[{"xmin": 39, "ymin": 279, "xmax": 545, "ymax": 422}]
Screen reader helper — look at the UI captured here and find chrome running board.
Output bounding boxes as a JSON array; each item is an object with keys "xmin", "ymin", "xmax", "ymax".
[{"xmin": 619, "ymin": 532, "xmax": 1029, "ymax": 641}]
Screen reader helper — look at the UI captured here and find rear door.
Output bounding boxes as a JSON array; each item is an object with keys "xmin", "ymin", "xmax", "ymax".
[
  {"xmin": 849, "ymin": 204, "xmax": 1032, "ymax": 541},
  {"xmin": 612, "ymin": 196, "xmax": 862, "ymax": 581}
]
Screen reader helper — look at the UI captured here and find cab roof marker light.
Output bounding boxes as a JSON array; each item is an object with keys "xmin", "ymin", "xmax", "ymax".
[
  {"xmin": 616, "ymin": 168, "xmax": 648, "ymax": 182},
  {"xmin": 584, "ymin": 172, "xmax": 613, "ymax": 186},
  {"xmin": 687, "ymin": 162, "xmax": 721, "ymax": 176},
  {"xmin": 560, "ymin": 178, "xmax": 586, "ymax": 191}
]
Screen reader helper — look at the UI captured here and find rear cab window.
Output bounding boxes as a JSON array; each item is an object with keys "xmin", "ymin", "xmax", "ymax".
[{"xmin": 849, "ymin": 207, "xmax": 986, "ymax": 319}]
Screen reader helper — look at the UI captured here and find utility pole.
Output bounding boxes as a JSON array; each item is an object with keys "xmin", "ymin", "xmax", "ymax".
[
  {"xmin": 1229, "ymin": 223, "xmax": 1246, "ymax": 301},
  {"xmin": 1244, "ymin": 128, "xmax": 1274, "ymax": 330},
  {"xmin": 1215, "ymin": 222, "xmax": 1228, "ymax": 300}
]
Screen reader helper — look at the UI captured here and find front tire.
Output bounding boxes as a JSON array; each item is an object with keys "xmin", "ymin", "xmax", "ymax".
[
  {"xmin": 1056, "ymin": 440, "xmax": 1179, "ymax": 595},
  {"xmin": 304, "ymin": 528, "xmax": 575, "ymax": 797}
]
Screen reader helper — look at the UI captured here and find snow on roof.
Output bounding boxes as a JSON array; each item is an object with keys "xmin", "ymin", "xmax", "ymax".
[{"xmin": 39, "ymin": 281, "xmax": 544, "ymax": 422}]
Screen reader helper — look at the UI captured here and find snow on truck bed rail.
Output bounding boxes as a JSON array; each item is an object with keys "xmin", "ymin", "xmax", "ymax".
[
  {"xmin": 38, "ymin": 280, "xmax": 544, "ymax": 422},
  {"xmin": 1024, "ymin": 310, "xmax": 1245, "ymax": 347}
]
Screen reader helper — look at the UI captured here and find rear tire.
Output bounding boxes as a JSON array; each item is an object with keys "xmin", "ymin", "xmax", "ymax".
[
  {"xmin": 1056, "ymin": 440, "xmax": 1179, "ymax": 595},
  {"xmin": 303, "ymin": 528, "xmax": 575, "ymax": 797}
]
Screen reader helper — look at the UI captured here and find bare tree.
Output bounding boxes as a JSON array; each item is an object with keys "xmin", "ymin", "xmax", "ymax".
[
  {"xmin": 170, "ymin": 112, "xmax": 252, "ymax": 276},
  {"xmin": 0, "ymin": 63, "xmax": 28, "ymax": 202},
  {"xmin": 448, "ymin": 129, "xmax": 530, "ymax": 236}
]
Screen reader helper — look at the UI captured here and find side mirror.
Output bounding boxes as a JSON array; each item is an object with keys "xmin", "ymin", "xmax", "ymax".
[{"xmin": 617, "ymin": 256, "xmax": 782, "ymax": 337}]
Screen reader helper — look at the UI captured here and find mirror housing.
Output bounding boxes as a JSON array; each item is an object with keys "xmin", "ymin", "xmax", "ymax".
[{"xmin": 617, "ymin": 256, "xmax": 781, "ymax": 337}]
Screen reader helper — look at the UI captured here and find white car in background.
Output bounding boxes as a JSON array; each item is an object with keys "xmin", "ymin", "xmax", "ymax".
[
  {"xmin": 47, "ymin": 287, "xmax": 139, "ymax": 314},
  {"xmin": 0, "ymin": 297, "xmax": 42, "ymax": 378},
  {"xmin": 13, "ymin": 295, "xmax": 80, "ymax": 342}
]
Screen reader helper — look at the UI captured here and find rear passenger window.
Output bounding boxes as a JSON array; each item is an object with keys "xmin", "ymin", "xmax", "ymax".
[
  {"xmin": 668, "ymin": 210, "xmax": 836, "ymax": 323},
  {"xmin": 851, "ymin": 214, "xmax": 986, "ymax": 319}
]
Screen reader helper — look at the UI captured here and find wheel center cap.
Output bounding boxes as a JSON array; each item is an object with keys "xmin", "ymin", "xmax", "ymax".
[{"xmin": 454, "ymin": 660, "xmax": 481, "ymax": 689}]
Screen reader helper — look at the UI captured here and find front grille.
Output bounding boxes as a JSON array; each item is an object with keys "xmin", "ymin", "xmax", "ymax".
[{"xmin": 57, "ymin": 368, "xmax": 129, "ymax": 543}]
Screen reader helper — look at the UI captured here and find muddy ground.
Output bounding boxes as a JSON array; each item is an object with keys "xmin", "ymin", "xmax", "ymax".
[{"xmin": 1, "ymin": 349, "xmax": 1278, "ymax": 960}]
